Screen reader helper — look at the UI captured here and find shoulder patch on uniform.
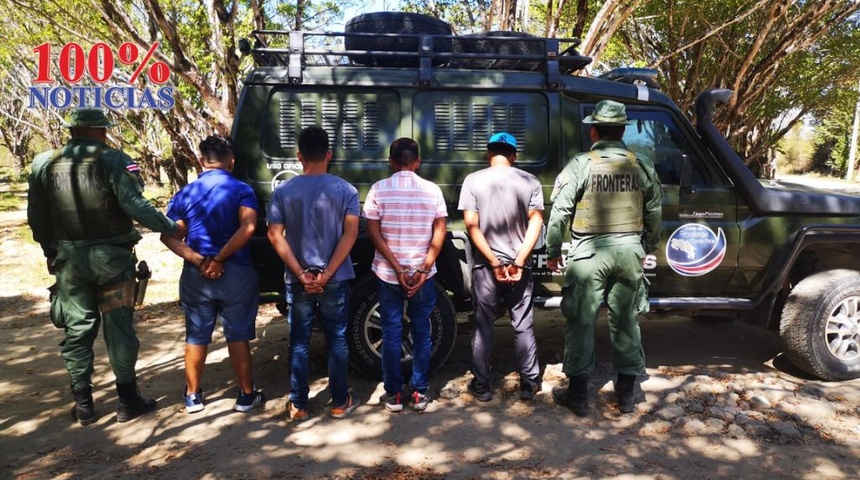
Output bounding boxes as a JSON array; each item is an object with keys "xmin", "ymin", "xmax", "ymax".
[
  {"xmin": 553, "ymin": 172, "xmax": 567, "ymax": 190},
  {"xmin": 126, "ymin": 163, "xmax": 140, "ymax": 173},
  {"xmin": 550, "ymin": 172, "xmax": 568, "ymax": 202}
]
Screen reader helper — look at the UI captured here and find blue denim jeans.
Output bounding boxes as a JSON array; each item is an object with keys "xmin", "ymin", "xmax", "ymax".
[
  {"xmin": 377, "ymin": 279, "xmax": 436, "ymax": 395},
  {"xmin": 285, "ymin": 280, "xmax": 350, "ymax": 408}
]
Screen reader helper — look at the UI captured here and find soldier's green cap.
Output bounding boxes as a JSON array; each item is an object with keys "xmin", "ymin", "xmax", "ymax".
[
  {"xmin": 63, "ymin": 108, "xmax": 116, "ymax": 128},
  {"xmin": 582, "ymin": 100, "xmax": 632, "ymax": 125}
]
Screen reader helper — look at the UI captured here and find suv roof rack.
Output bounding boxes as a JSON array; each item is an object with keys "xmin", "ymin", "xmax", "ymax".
[{"xmin": 239, "ymin": 30, "xmax": 592, "ymax": 87}]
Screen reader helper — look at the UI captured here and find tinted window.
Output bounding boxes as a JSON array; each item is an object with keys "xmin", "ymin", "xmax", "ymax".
[
  {"xmin": 623, "ymin": 111, "xmax": 708, "ymax": 185},
  {"xmin": 582, "ymin": 106, "xmax": 714, "ymax": 186}
]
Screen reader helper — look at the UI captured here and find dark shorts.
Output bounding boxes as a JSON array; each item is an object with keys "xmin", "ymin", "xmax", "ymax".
[{"xmin": 179, "ymin": 262, "xmax": 259, "ymax": 345}]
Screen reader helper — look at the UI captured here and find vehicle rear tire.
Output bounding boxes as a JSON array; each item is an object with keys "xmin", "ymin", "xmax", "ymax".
[
  {"xmin": 780, "ymin": 269, "xmax": 860, "ymax": 380},
  {"xmin": 348, "ymin": 276, "xmax": 457, "ymax": 379},
  {"xmin": 450, "ymin": 31, "xmax": 544, "ymax": 70},
  {"xmin": 344, "ymin": 12, "xmax": 453, "ymax": 67}
]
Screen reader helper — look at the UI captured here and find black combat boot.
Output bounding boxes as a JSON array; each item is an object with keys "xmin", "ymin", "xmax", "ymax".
[
  {"xmin": 615, "ymin": 373, "xmax": 638, "ymax": 414},
  {"xmin": 552, "ymin": 374, "xmax": 589, "ymax": 417},
  {"xmin": 116, "ymin": 381, "xmax": 157, "ymax": 422},
  {"xmin": 71, "ymin": 386, "xmax": 97, "ymax": 426}
]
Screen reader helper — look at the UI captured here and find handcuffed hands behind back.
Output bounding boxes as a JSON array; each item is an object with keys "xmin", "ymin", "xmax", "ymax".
[
  {"xmin": 299, "ymin": 268, "xmax": 331, "ymax": 294},
  {"xmin": 397, "ymin": 268, "xmax": 429, "ymax": 298},
  {"xmin": 493, "ymin": 263, "xmax": 523, "ymax": 283},
  {"xmin": 199, "ymin": 256, "xmax": 224, "ymax": 280}
]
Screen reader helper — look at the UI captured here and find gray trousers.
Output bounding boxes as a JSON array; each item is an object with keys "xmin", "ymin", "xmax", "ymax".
[{"xmin": 471, "ymin": 266, "xmax": 540, "ymax": 387}]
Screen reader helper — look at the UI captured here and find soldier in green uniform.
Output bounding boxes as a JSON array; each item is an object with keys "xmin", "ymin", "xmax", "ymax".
[
  {"xmin": 27, "ymin": 108, "xmax": 181, "ymax": 425},
  {"xmin": 546, "ymin": 100, "xmax": 662, "ymax": 416}
]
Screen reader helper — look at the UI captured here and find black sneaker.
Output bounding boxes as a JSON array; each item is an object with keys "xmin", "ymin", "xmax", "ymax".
[
  {"xmin": 410, "ymin": 391, "xmax": 430, "ymax": 412},
  {"xmin": 234, "ymin": 387, "xmax": 265, "ymax": 412},
  {"xmin": 467, "ymin": 380, "xmax": 493, "ymax": 402},
  {"xmin": 518, "ymin": 381, "xmax": 540, "ymax": 401},
  {"xmin": 383, "ymin": 392, "xmax": 403, "ymax": 413}
]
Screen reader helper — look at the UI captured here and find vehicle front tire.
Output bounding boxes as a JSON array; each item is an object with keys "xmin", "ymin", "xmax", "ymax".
[
  {"xmin": 780, "ymin": 269, "xmax": 860, "ymax": 380},
  {"xmin": 348, "ymin": 276, "xmax": 457, "ymax": 379}
]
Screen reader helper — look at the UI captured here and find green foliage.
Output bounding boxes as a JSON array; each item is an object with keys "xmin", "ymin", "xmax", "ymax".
[
  {"xmin": 810, "ymin": 99, "xmax": 856, "ymax": 176},
  {"xmin": 778, "ymin": 125, "xmax": 815, "ymax": 174},
  {"xmin": 267, "ymin": 0, "xmax": 358, "ymax": 30},
  {"xmin": 0, "ymin": 191, "xmax": 24, "ymax": 212},
  {"xmin": 3, "ymin": 0, "xmax": 857, "ymax": 183},
  {"xmin": 399, "ymin": 0, "xmax": 484, "ymax": 33}
]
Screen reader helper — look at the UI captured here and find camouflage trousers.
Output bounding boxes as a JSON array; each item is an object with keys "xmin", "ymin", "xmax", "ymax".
[
  {"xmin": 53, "ymin": 244, "xmax": 138, "ymax": 392},
  {"xmin": 560, "ymin": 244, "xmax": 648, "ymax": 377}
]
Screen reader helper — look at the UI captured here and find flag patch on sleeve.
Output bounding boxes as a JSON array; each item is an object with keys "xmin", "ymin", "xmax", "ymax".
[{"xmin": 126, "ymin": 164, "xmax": 140, "ymax": 173}]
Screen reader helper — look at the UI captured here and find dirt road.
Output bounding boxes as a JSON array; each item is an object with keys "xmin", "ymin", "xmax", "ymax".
[{"xmin": 2, "ymin": 185, "xmax": 860, "ymax": 479}]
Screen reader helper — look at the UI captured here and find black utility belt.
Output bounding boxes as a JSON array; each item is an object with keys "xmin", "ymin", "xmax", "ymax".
[{"xmin": 58, "ymin": 241, "xmax": 135, "ymax": 251}]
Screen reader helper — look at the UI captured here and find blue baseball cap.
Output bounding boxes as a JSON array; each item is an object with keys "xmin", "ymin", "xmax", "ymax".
[{"xmin": 487, "ymin": 132, "xmax": 517, "ymax": 152}]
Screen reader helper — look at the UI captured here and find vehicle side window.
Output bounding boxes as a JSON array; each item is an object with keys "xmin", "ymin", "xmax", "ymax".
[{"xmin": 620, "ymin": 111, "xmax": 709, "ymax": 186}]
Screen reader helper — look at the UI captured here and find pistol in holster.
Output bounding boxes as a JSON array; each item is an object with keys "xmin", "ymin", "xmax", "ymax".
[{"xmin": 134, "ymin": 261, "xmax": 152, "ymax": 306}]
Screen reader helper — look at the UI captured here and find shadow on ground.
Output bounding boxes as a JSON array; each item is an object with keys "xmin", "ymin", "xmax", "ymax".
[{"xmin": 2, "ymin": 301, "xmax": 859, "ymax": 479}]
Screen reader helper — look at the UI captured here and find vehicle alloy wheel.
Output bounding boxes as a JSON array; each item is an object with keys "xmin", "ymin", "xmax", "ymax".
[
  {"xmin": 781, "ymin": 269, "xmax": 860, "ymax": 380},
  {"xmin": 347, "ymin": 276, "xmax": 457, "ymax": 379}
]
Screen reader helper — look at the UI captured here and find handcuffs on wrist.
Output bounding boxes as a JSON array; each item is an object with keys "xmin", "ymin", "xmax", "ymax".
[
  {"xmin": 302, "ymin": 266, "xmax": 332, "ymax": 277},
  {"xmin": 491, "ymin": 261, "xmax": 525, "ymax": 270},
  {"xmin": 201, "ymin": 255, "xmax": 225, "ymax": 278},
  {"xmin": 397, "ymin": 267, "xmax": 430, "ymax": 276}
]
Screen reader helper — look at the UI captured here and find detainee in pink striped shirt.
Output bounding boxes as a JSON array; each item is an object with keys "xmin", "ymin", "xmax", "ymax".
[{"xmin": 363, "ymin": 137, "xmax": 448, "ymax": 413}]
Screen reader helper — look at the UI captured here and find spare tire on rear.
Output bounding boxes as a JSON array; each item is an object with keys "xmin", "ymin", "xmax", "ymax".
[
  {"xmin": 344, "ymin": 12, "xmax": 453, "ymax": 67},
  {"xmin": 450, "ymin": 31, "xmax": 545, "ymax": 71}
]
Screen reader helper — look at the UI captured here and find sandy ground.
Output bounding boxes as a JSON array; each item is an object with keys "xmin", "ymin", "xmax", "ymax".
[{"xmin": 2, "ymin": 177, "xmax": 860, "ymax": 479}]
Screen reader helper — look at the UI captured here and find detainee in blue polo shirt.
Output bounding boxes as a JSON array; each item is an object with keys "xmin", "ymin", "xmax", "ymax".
[{"xmin": 161, "ymin": 135, "xmax": 265, "ymax": 414}]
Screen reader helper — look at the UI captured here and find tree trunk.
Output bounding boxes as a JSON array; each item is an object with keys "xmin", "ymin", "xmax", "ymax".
[
  {"xmin": 580, "ymin": 0, "xmax": 640, "ymax": 68},
  {"xmin": 295, "ymin": 0, "xmax": 304, "ymax": 31},
  {"xmin": 138, "ymin": 151, "xmax": 163, "ymax": 187}
]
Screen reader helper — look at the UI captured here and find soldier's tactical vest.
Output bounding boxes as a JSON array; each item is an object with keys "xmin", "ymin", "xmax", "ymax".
[
  {"xmin": 45, "ymin": 148, "xmax": 133, "ymax": 240},
  {"xmin": 572, "ymin": 149, "xmax": 643, "ymax": 234}
]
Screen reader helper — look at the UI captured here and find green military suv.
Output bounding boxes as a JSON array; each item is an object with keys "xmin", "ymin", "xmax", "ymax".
[{"xmin": 232, "ymin": 12, "xmax": 860, "ymax": 382}]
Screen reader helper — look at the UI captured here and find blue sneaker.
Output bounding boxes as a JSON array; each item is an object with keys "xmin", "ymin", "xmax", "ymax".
[
  {"xmin": 184, "ymin": 390, "xmax": 204, "ymax": 414},
  {"xmin": 234, "ymin": 387, "xmax": 265, "ymax": 412}
]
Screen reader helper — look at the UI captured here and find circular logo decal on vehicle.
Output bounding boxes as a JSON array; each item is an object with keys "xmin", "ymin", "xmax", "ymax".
[
  {"xmin": 270, "ymin": 169, "xmax": 299, "ymax": 191},
  {"xmin": 665, "ymin": 223, "xmax": 727, "ymax": 277}
]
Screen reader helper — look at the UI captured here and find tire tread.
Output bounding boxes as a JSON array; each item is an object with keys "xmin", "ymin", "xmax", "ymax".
[{"xmin": 780, "ymin": 269, "xmax": 860, "ymax": 381}]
